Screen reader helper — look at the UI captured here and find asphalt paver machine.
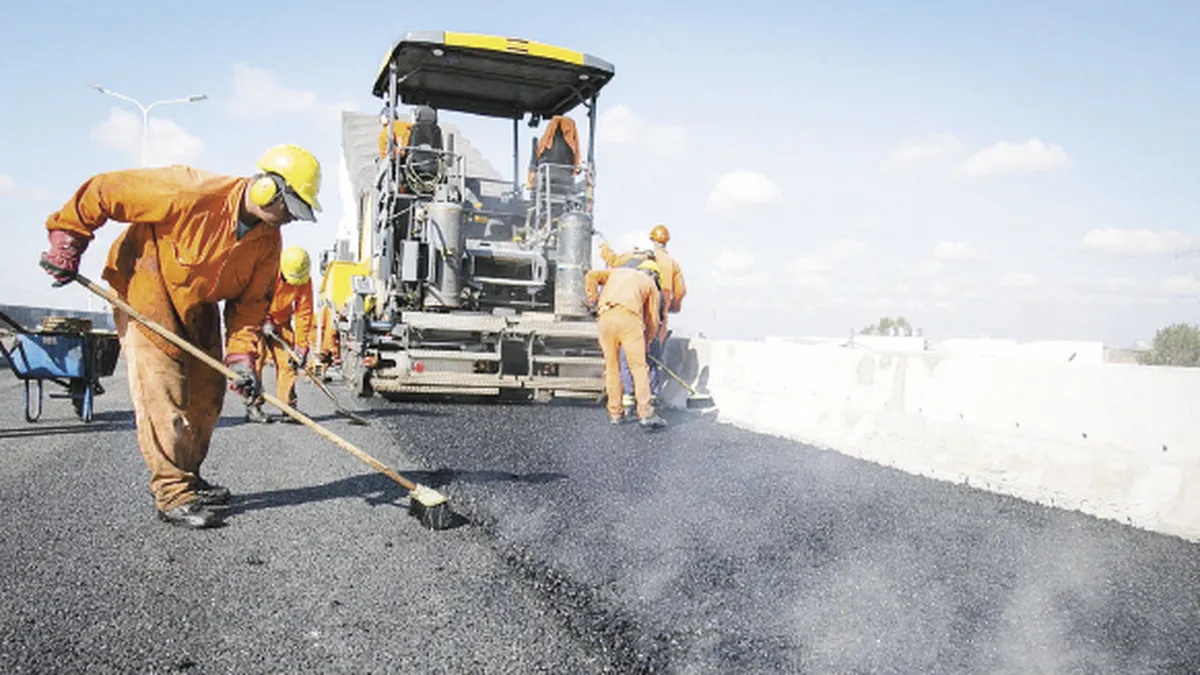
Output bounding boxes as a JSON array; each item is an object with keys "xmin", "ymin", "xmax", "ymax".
[{"xmin": 320, "ymin": 31, "xmax": 616, "ymax": 401}]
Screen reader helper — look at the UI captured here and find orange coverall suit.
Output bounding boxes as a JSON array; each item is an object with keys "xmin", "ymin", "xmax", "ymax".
[
  {"xmin": 317, "ymin": 301, "xmax": 341, "ymax": 365},
  {"xmin": 257, "ymin": 276, "xmax": 316, "ymax": 406},
  {"xmin": 44, "ymin": 167, "xmax": 281, "ymax": 512},
  {"xmin": 379, "ymin": 122, "xmax": 413, "ymax": 159},
  {"xmin": 585, "ymin": 267, "xmax": 661, "ymax": 420},
  {"xmin": 599, "ymin": 241, "xmax": 687, "ymax": 342},
  {"xmin": 599, "ymin": 242, "xmax": 687, "ymax": 394}
]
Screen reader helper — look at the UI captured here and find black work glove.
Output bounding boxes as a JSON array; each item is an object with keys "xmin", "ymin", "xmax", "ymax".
[
  {"xmin": 225, "ymin": 353, "xmax": 261, "ymax": 400},
  {"xmin": 288, "ymin": 347, "xmax": 309, "ymax": 371}
]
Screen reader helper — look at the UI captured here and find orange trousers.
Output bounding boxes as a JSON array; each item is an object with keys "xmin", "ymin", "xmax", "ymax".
[
  {"xmin": 597, "ymin": 307, "xmax": 653, "ymax": 419},
  {"xmin": 116, "ymin": 310, "xmax": 225, "ymax": 512},
  {"xmin": 319, "ymin": 305, "xmax": 341, "ymax": 364},
  {"xmin": 255, "ymin": 327, "xmax": 300, "ymax": 407}
]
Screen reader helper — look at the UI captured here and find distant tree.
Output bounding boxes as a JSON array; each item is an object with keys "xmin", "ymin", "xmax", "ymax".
[
  {"xmin": 858, "ymin": 315, "xmax": 915, "ymax": 337},
  {"xmin": 1138, "ymin": 323, "xmax": 1200, "ymax": 367}
]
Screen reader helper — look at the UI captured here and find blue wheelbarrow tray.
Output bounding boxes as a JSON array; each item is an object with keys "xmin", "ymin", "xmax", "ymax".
[{"xmin": 1, "ymin": 328, "xmax": 122, "ymax": 423}]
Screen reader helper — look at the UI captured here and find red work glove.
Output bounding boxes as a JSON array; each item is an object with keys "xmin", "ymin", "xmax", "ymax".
[
  {"xmin": 40, "ymin": 230, "xmax": 89, "ymax": 286},
  {"xmin": 224, "ymin": 352, "xmax": 261, "ymax": 400}
]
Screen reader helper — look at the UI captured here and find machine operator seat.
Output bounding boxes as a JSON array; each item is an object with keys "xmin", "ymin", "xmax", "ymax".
[
  {"xmin": 404, "ymin": 105, "xmax": 444, "ymax": 191},
  {"xmin": 527, "ymin": 115, "xmax": 579, "ymax": 194}
]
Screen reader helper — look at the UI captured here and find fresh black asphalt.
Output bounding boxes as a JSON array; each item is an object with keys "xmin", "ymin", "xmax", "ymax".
[{"xmin": 1, "ymin": 365, "xmax": 1197, "ymax": 673}]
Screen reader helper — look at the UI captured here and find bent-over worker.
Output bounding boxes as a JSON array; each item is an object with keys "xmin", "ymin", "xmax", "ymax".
[
  {"xmin": 599, "ymin": 224, "xmax": 686, "ymax": 408},
  {"xmin": 585, "ymin": 260, "xmax": 668, "ymax": 430},
  {"xmin": 246, "ymin": 246, "xmax": 317, "ymax": 423},
  {"xmin": 39, "ymin": 144, "xmax": 323, "ymax": 530}
]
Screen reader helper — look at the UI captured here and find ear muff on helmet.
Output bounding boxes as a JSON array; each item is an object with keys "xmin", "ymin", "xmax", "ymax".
[{"xmin": 249, "ymin": 173, "xmax": 284, "ymax": 208}]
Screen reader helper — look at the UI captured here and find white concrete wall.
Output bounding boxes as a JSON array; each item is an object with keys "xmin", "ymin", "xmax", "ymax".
[{"xmin": 662, "ymin": 338, "xmax": 1200, "ymax": 542}]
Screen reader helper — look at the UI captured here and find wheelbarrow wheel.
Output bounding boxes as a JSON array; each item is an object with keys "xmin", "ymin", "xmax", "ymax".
[{"xmin": 24, "ymin": 380, "xmax": 43, "ymax": 423}]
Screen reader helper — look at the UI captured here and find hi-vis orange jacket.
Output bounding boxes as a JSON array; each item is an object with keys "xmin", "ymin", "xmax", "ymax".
[
  {"xmin": 44, "ymin": 166, "xmax": 281, "ymax": 359},
  {"xmin": 266, "ymin": 276, "xmax": 316, "ymax": 349}
]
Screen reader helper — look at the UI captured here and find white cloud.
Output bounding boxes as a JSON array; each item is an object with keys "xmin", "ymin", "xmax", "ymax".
[
  {"xmin": 0, "ymin": 173, "xmax": 47, "ymax": 202},
  {"xmin": 793, "ymin": 257, "xmax": 829, "ymax": 275},
  {"xmin": 933, "ymin": 241, "xmax": 980, "ymax": 260},
  {"xmin": 728, "ymin": 272, "xmax": 770, "ymax": 289},
  {"xmin": 706, "ymin": 169, "xmax": 782, "ymax": 211},
  {"xmin": 961, "ymin": 138, "xmax": 1073, "ymax": 177},
  {"xmin": 999, "ymin": 271, "xmax": 1036, "ymax": 288},
  {"xmin": 795, "ymin": 273, "xmax": 830, "ymax": 290},
  {"xmin": 918, "ymin": 260, "xmax": 943, "ymax": 276},
  {"xmin": 226, "ymin": 63, "xmax": 356, "ymax": 125},
  {"xmin": 825, "ymin": 238, "xmax": 868, "ymax": 262},
  {"xmin": 91, "ymin": 107, "xmax": 204, "ymax": 166},
  {"xmin": 1080, "ymin": 227, "xmax": 1200, "ymax": 256},
  {"xmin": 1162, "ymin": 274, "xmax": 1200, "ymax": 296},
  {"xmin": 784, "ymin": 240, "xmax": 871, "ymax": 291},
  {"xmin": 714, "ymin": 250, "xmax": 756, "ymax": 274},
  {"xmin": 880, "ymin": 133, "xmax": 964, "ymax": 172},
  {"xmin": 596, "ymin": 104, "xmax": 688, "ymax": 155}
]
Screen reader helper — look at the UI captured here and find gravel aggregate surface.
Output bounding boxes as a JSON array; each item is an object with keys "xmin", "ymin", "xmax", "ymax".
[{"xmin": 1, "ymin": 365, "xmax": 1198, "ymax": 673}]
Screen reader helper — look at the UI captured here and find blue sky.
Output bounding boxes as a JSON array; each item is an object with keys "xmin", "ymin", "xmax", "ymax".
[{"xmin": 2, "ymin": 1, "xmax": 1199, "ymax": 346}]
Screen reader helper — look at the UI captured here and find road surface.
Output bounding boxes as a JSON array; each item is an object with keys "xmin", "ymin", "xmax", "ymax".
[{"xmin": 1, "ymin": 364, "xmax": 1197, "ymax": 673}]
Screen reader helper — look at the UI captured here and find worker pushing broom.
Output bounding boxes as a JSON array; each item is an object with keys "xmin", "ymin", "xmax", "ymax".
[
  {"xmin": 597, "ymin": 225, "xmax": 688, "ymax": 413},
  {"xmin": 244, "ymin": 245, "xmax": 317, "ymax": 424},
  {"xmin": 584, "ymin": 259, "xmax": 669, "ymax": 430},
  {"xmin": 38, "ymin": 145, "xmax": 450, "ymax": 531}
]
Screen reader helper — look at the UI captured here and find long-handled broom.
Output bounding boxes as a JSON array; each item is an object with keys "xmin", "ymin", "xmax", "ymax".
[
  {"xmin": 647, "ymin": 353, "xmax": 715, "ymax": 409},
  {"xmin": 63, "ymin": 269, "xmax": 452, "ymax": 530},
  {"xmin": 263, "ymin": 330, "xmax": 371, "ymax": 426}
]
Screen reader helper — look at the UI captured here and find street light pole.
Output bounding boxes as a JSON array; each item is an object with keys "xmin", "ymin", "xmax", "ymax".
[{"xmin": 89, "ymin": 84, "xmax": 208, "ymax": 167}]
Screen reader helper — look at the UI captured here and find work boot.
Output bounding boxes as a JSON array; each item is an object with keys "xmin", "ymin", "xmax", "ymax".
[
  {"xmin": 639, "ymin": 414, "xmax": 668, "ymax": 430},
  {"xmin": 195, "ymin": 477, "xmax": 230, "ymax": 506},
  {"xmin": 281, "ymin": 402, "xmax": 301, "ymax": 423},
  {"xmin": 245, "ymin": 404, "xmax": 271, "ymax": 424},
  {"xmin": 156, "ymin": 502, "xmax": 223, "ymax": 530}
]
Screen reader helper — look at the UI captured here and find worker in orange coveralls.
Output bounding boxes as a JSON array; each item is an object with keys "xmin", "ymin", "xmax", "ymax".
[
  {"xmin": 584, "ymin": 259, "xmax": 668, "ymax": 430},
  {"xmin": 526, "ymin": 115, "xmax": 580, "ymax": 188},
  {"xmin": 245, "ymin": 246, "xmax": 317, "ymax": 424},
  {"xmin": 38, "ymin": 144, "xmax": 323, "ymax": 530},
  {"xmin": 316, "ymin": 301, "xmax": 342, "ymax": 371},
  {"xmin": 378, "ymin": 104, "xmax": 413, "ymax": 159},
  {"xmin": 598, "ymin": 224, "xmax": 687, "ymax": 409}
]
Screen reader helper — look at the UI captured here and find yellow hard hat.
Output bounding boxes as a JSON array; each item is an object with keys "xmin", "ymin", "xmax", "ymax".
[
  {"xmin": 280, "ymin": 246, "xmax": 311, "ymax": 285},
  {"xmin": 257, "ymin": 144, "xmax": 323, "ymax": 221},
  {"xmin": 637, "ymin": 258, "xmax": 661, "ymax": 276},
  {"xmin": 649, "ymin": 224, "xmax": 670, "ymax": 245}
]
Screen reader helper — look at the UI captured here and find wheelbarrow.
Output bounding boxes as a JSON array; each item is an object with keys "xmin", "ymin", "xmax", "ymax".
[{"xmin": 0, "ymin": 311, "xmax": 121, "ymax": 423}]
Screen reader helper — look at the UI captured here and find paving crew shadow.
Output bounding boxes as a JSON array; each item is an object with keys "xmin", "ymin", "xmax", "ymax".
[
  {"xmin": 222, "ymin": 468, "xmax": 568, "ymax": 529},
  {"xmin": 0, "ymin": 409, "xmax": 137, "ymax": 439},
  {"xmin": 215, "ymin": 411, "xmax": 356, "ymax": 427}
]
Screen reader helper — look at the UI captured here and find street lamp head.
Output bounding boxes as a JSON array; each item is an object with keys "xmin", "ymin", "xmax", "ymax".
[
  {"xmin": 90, "ymin": 84, "xmax": 108, "ymax": 94},
  {"xmin": 187, "ymin": 94, "xmax": 208, "ymax": 103}
]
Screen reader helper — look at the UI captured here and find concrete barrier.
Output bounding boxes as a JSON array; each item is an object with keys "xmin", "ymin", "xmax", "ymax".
[{"xmin": 662, "ymin": 337, "xmax": 1200, "ymax": 542}]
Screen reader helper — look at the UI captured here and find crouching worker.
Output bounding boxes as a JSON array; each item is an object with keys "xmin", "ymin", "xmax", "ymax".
[
  {"xmin": 38, "ymin": 144, "xmax": 323, "ymax": 530},
  {"xmin": 585, "ymin": 259, "xmax": 668, "ymax": 430},
  {"xmin": 245, "ymin": 246, "xmax": 317, "ymax": 423}
]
